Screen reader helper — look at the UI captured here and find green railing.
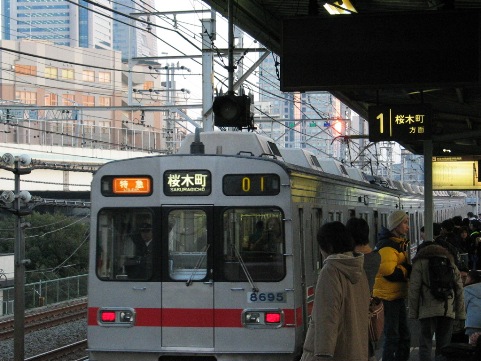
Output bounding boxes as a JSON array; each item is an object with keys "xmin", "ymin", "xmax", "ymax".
[{"xmin": 1, "ymin": 274, "xmax": 88, "ymax": 316}]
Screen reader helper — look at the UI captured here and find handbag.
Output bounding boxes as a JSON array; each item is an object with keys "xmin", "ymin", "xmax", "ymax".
[{"xmin": 368, "ymin": 296, "xmax": 384, "ymax": 342}]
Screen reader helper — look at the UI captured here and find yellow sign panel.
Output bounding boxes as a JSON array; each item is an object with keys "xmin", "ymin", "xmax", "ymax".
[
  {"xmin": 432, "ymin": 158, "xmax": 481, "ymax": 190},
  {"xmin": 113, "ymin": 178, "xmax": 151, "ymax": 194}
]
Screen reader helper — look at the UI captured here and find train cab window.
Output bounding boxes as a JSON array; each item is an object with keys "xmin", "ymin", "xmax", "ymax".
[
  {"xmin": 167, "ymin": 210, "xmax": 208, "ymax": 281},
  {"xmin": 96, "ymin": 208, "xmax": 155, "ymax": 281},
  {"xmin": 222, "ymin": 208, "xmax": 285, "ymax": 282}
]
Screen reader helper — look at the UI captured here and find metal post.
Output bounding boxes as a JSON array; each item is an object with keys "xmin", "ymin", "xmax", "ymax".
[
  {"xmin": 201, "ymin": 15, "xmax": 215, "ymax": 131},
  {"xmin": 227, "ymin": 0, "xmax": 234, "ymax": 93},
  {"xmin": 13, "ymin": 160, "xmax": 25, "ymax": 361},
  {"xmin": 423, "ymin": 140, "xmax": 433, "ymax": 242}
]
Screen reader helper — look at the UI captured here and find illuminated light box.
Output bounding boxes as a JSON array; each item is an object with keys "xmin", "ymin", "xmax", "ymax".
[
  {"xmin": 113, "ymin": 177, "xmax": 152, "ymax": 194},
  {"xmin": 432, "ymin": 156, "xmax": 481, "ymax": 190}
]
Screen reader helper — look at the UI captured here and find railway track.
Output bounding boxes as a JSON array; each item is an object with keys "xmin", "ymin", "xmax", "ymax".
[
  {"xmin": 0, "ymin": 299, "xmax": 87, "ymax": 340},
  {"xmin": 25, "ymin": 339, "xmax": 88, "ymax": 361}
]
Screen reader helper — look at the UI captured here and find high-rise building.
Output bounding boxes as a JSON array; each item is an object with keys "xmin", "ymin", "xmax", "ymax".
[
  {"xmin": 4, "ymin": 0, "xmax": 113, "ymax": 49},
  {"xmin": 0, "ymin": 39, "xmax": 164, "ymax": 151},
  {"xmin": 112, "ymin": 0, "xmax": 158, "ymax": 61}
]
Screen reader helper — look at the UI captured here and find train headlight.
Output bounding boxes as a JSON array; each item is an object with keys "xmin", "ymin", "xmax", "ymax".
[
  {"xmin": 242, "ymin": 309, "xmax": 284, "ymax": 328},
  {"xmin": 98, "ymin": 308, "xmax": 136, "ymax": 327},
  {"xmin": 119, "ymin": 310, "xmax": 134, "ymax": 322},
  {"xmin": 244, "ymin": 312, "xmax": 261, "ymax": 324}
]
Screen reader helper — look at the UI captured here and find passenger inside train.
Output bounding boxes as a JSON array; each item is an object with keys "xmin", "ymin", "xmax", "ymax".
[
  {"xmin": 250, "ymin": 217, "xmax": 283, "ymax": 253},
  {"xmin": 125, "ymin": 222, "xmax": 154, "ymax": 280}
]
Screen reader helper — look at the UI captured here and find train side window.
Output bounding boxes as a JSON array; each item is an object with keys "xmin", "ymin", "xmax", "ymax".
[
  {"xmin": 167, "ymin": 209, "xmax": 208, "ymax": 281},
  {"xmin": 380, "ymin": 213, "xmax": 388, "ymax": 230},
  {"xmin": 335, "ymin": 212, "xmax": 342, "ymax": 222},
  {"xmin": 222, "ymin": 208, "xmax": 285, "ymax": 282},
  {"xmin": 96, "ymin": 208, "xmax": 155, "ymax": 281},
  {"xmin": 328, "ymin": 212, "xmax": 334, "ymax": 222}
]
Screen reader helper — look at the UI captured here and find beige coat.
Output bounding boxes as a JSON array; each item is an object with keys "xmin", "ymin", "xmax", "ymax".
[
  {"xmin": 300, "ymin": 252, "xmax": 370, "ymax": 361},
  {"xmin": 408, "ymin": 244, "xmax": 466, "ymax": 320}
]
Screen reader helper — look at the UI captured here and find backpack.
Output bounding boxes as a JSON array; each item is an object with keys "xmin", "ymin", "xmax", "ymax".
[
  {"xmin": 427, "ymin": 255, "xmax": 456, "ymax": 315},
  {"xmin": 436, "ymin": 237, "xmax": 463, "ymax": 269}
]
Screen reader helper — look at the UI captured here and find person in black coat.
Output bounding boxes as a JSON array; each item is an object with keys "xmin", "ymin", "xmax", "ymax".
[{"xmin": 126, "ymin": 222, "xmax": 154, "ymax": 279}]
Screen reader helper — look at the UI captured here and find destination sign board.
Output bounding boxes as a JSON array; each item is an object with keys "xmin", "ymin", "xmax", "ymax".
[
  {"xmin": 368, "ymin": 104, "xmax": 432, "ymax": 142},
  {"xmin": 101, "ymin": 176, "xmax": 153, "ymax": 196},
  {"xmin": 164, "ymin": 170, "xmax": 211, "ymax": 196},
  {"xmin": 223, "ymin": 174, "xmax": 280, "ymax": 196}
]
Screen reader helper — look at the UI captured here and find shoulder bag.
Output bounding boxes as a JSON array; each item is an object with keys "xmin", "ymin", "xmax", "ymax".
[{"xmin": 368, "ymin": 296, "xmax": 384, "ymax": 342}]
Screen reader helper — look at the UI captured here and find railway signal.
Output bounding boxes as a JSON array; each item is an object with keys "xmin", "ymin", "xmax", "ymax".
[{"xmin": 212, "ymin": 93, "xmax": 253, "ymax": 129}]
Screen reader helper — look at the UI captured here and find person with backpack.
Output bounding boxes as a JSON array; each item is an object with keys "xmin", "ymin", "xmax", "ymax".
[
  {"xmin": 373, "ymin": 210, "xmax": 412, "ymax": 361},
  {"xmin": 408, "ymin": 242, "xmax": 466, "ymax": 361},
  {"xmin": 435, "ymin": 219, "xmax": 465, "ymax": 269},
  {"xmin": 464, "ymin": 270, "xmax": 481, "ymax": 346}
]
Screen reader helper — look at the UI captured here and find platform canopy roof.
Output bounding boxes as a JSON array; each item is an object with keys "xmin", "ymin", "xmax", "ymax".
[{"xmin": 203, "ymin": 0, "xmax": 481, "ymax": 158}]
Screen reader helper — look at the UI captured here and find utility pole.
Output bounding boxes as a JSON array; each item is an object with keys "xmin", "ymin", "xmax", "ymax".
[
  {"xmin": 164, "ymin": 63, "xmax": 191, "ymax": 153},
  {"xmin": 201, "ymin": 14, "xmax": 216, "ymax": 131},
  {"xmin": 0, "ymin": 153, "xmax": 32, "ymax": 361}
]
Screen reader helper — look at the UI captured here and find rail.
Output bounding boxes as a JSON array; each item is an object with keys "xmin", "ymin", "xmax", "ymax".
[
  {"xmin": 25, "ymin": 339, "xmax": 88, "ymax": 361},
  {"xmin": 0, "ymin": 299, "xmax": 87, "ymax": 340}
]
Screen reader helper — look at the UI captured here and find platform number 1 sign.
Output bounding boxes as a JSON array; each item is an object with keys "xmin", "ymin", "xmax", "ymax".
[{"xmin": 368, "ymin": 104, "xmax": 432, "ymax": 142}]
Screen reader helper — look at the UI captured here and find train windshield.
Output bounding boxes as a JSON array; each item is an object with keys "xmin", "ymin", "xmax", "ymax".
[
  {"xmin": 96, "ymin": 208, "xmax": 155, "ymax": 281},
  {"xmin": 95, "ymin": 206, "xmax": 285, "ymax": 282},
  {"xmin": 222, "ymin": 208, "xmax": 285, "ymax": 281}
]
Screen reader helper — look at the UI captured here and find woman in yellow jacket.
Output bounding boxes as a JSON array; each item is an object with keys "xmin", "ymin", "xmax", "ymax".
[{"xmin": 373, "ymin": 210, "xmax": 412, "ymax": 361}]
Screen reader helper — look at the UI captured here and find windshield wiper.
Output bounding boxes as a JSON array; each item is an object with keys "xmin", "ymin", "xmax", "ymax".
[
  {"xmin": 186, "ymin": 244, "xmax": 210, "ymax": 286},
  {"xmin": 232, "ymin": 244, "xmax": 258, "ymax": 293}
]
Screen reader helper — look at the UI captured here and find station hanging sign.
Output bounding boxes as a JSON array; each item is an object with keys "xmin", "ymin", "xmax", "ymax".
[
  {"xmin": 368, "ymin": 104, "xmax": 432, "ymax": 142},
  {"xmin": 432, "ymin": 156, "xmax": 481, "ymax": 190}
]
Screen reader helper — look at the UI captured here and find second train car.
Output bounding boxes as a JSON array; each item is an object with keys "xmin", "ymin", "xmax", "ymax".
[{"xmin": 87, "ymin": 131, "xmax": 468, "ymax": 361}]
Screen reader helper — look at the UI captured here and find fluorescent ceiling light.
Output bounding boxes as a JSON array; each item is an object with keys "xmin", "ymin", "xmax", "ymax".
[{"xmin": 323, "ymin": 0, "xmax": 357, "ymax": 15}]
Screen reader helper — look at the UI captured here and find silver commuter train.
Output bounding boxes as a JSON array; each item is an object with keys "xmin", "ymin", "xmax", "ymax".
[{"xmin": 87, "ymin": 131, "xmax": 469, "ymax": 361}]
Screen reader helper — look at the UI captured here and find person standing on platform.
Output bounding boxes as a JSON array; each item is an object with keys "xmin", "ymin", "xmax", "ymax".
[
  {"xmin": 408, "ymin": 243, "xmax": 465, "ymax": 361},
  {"xmin": 300, "ymin": 221, "xmax": 370, "ymax": 361},
  {"xmin": 346, "ymin": 217, "xmax": 381, "ymax": 361},
  {"xmin": 464, "ymin": 270, "xmax": 481, "ymax": 346},
  {"xmin": 373, "ymin": 210, "xmax": 411, "ymax": 361}
]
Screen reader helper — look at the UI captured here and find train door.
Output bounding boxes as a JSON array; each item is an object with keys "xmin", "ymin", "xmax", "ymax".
[{"xmin": 161, "ymin": 206, "xmax": 214, "ymax": 348}]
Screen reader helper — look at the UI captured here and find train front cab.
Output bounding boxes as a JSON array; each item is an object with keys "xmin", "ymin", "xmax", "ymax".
[{"xmin": 87, "ymin": 157, "xmax": 305, "ymax": 361}]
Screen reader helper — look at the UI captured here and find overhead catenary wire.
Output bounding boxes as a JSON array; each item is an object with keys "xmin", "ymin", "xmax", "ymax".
[{"xmin": 0, "ymin": 1, "xmax": 390, "ymax": 169}]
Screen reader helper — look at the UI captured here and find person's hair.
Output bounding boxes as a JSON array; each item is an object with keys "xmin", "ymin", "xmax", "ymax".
[
  {"xmin": 467, "ymin": 270, "xmax": 481, "ymax": 285},
  {"xmin": 460, "ymin": 226, "xmax": 469, "ymax": 234},
  {"xmin": 441, "ymin": 219, "xmax": 455, "ymax": 233},
  {"xmin": 345, "ymin": 217, "xmax": 369, "ymax": 246},
  {"xmin": 433, "ymin": 222, "xmax": 442, "ymax": 236},
  {"xmin": 471, "ymin": 219, "xmax": 481, "ymax": 230},
  {"xmin": 318, "ymin": 221, "xmax": 354, "ymax": 254},
  {"xmin": 452, "ymin": 215, "xmax": 463, "ymax": 226}
]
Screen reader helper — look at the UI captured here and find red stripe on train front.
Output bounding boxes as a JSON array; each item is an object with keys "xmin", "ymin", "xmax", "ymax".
[{"xmin": 88, "ymin": 307, "xmax": 301, "ymax": 327}]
